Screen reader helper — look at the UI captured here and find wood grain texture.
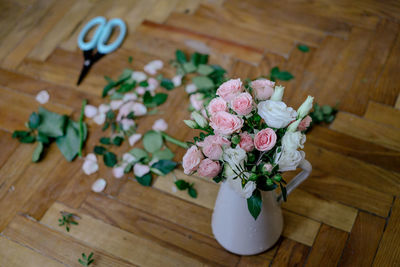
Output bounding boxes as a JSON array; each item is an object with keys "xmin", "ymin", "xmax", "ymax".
[
  {"xmin": 271, "ymin": 238, "xmax": 310, "ymax": 267},
  {"xmin": 364, "ymin": 101, "xmax": 400, "ymax": 129}
]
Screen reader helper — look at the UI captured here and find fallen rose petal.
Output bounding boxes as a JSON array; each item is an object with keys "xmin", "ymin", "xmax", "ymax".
[
  {"xmin": 123, "ymin": 152, "xmax": 136, "ymax": 163},
  {"xmin": 136, "ymin": 87, "xmax": 146, "ymax": 95},
  {"xmin": 113, "ymin": 165, "xmax": 125, "ymax": 179},
  {"xmin": 131, "ymin": 71, "xmax": 147, "ymax": 82},
  {"xmin": 172, "ymin": 75, "xmax": 182, "ymax": 87},
  {"xmin": 185, "ymin": 84, "xmax": 197, "ymax": 94},
  {"xmin": 36, "ymin": 90, "xmax": 50, "ymax": 104},
  {"xmin": 147, "ymin": 78, "xmax": 158, "ymax": 91},
  {"xmin": 134, "ymin": 163, "xmax": 150, "ymax": 177},
  {"xmin": 123, "ymin": 93, "xmax": 137, "ymax": 102},
  {"xmin": 91, "ymin": 178, "xmax": 106, "ymax": 192},
  {"xmin": 110, "ymin": 100, "xmax": 123, "ymax": 110},
  {"xmin": 82, "ymin": 155, "xmax": 99, "ymax": 175},
  {"xmin": 86, "ymin": 153, "xmax": 97, "ymax": 162},
  {"xmin": 93, "ymin": 113, "xmax": 106, "ymax": 125},
  {"xmin": 84, "ymin": 105, "xmax": 98, "ymax": 118},
  {"xmin": 98, "ymin": 104, "xmax": 111, "ymax": 114},
  {"xmin": 121, "ymin": 118, "xmax": 135, "ymax": 131},
  {"xmin": 152, "ymin": 119, "xmax": 168, "ymax": 132},
  {"xmin": 128, "ymin": 133, "xmax": 142, "ymax": 146}
]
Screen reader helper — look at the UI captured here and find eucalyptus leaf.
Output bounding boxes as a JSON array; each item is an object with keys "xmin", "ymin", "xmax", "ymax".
[
  {"xmin": 183, "ymin": 62, "xmax": 197, "ymax": 73},
  {"xmin": 152, "ymin": 147, "xmax": 174, "ymax": 161},
  {"xmin": 197, "ymin": 64, "xmax": 214, "ymax": 76},
  {"xmin": 37, "ymin": 132, "xmax": 50, "ymax": 144},
  {"xmin": 129, "ymin": 148, "xmax": 149, "ymax": 161},
  {"xmin": 247, "ymin": 189, "xmax": 262, "ymax": 220},
  {"xmin": 37, "ymin": 107, "xmax": 67, "ymax": 138},
  {"xmin": 56, "ymin": 120, "xmax": 83, "ymax": 161},
  {"xmin": 143, "ymin": 131, "xmax": 163, "ymax": 153},
  {"xmin": 28, "ymin": 112, "xmax": 41, "ymax": 129},
  {"xmin": 32, "ymin": 142, "xmax": 44, "ymax": 162},
  {"xmin": 192, "ymin": 76, "xmax": 214, "ymax": 90},
  {"xmin": 136, "ymin": 173, "xmax": 152, "ymax": 186},
  {"xmin": 151, "ymin": 160, "xmax": 177, "ymax": 175}
]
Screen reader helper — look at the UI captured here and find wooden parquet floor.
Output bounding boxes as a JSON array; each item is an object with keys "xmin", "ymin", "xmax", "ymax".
[{"xmin": 0, "ymin": 0, "xmax": 400, "ymax": 266}]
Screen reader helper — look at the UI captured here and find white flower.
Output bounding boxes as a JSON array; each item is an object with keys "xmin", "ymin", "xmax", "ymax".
[
  {"xmin": 128, "ymin": 133, "xmax": 142, "ymax": 146},
  {"xmin": 257, "ymin": 100, "xmax": 297, "ymax": 129},
  {"xmin": 123, "ymin": 153, "xmax": 136, "ymax": 163},
  {"xmin": 132, "ymin": 102, "xmax": 147, "ymax": 116},
  {"xmin": 287, "ymin": 118, "xmax": 301, "ymax": 132},
  {"xmin": 184, "ymin": 120, "xmax": 198, "ymax": 129},
  {"xmin": 136, "ymin": 87, "xmax": 146, "ymax": 95},
  {"xmin": 242, "ymin": 181, "xmax": 257, "ymax": 198},
  {"xmin": 270, "ymin": 85, "xmax": 285, "ymax": 101},
  {"xmin": 223, "ymin": 147, "xmax": 247, "ymax": 172},
  {"xmin": 144, "ymin": 60, "xmax": 163, "ymax": 75},
  {"xmin": 277, "ymin": 150, "xmax": 305, "ymax": 172},
  {"xmin": 297, "ymin": 95, "xmax": 314, "ymax": 119},
  {"xmin": 120, "ymin": 119, "xmax": 135, "ymax": 131},
  {"xmin": 113, "ymin": 165, "xmax": 125, "ymax": 179},
  {"xmin": 282, "ymin": 131, "xmax": 306, "ymax": 151},
  {"xmin": 91, "ymin": 178, "xmax": 106, "ymax": 192},
  {"xmin": 134, "ymin": 163, "xmax": 150, "ymax": 177},
  {"xmin": 152, "ymin": 119, "xmax": 168, "ymax": 131},
  {"xmin": 93, "ymin": 113, "xmax": 106, "ymax": 125},
  {"xmin": 225, "ymin": 169, "xmax": 256, "ymax": 198},
  {"xmin": 172, "ymin": 75, "xmax": 182, "ymax": 87},
  {"xmin": 185, "ymin": 83, "xmax": 197, "ymax": 94},
  {"xmin": 110, "ymin": 100, "xmax": 123, "ymax": 110},
  {"xmin": 147, "ymin": 78, "xmax": 158, "ymax": 91},
  {"xmin": 131, "ymin": 71, "xmax": 147, "ymax": 82},
  {"xmin": 123, "ymin": 93, "xmax": 137, "ymax": 102},
  {"xmin": 84, "ymin": 105, "xmax": 97, "ymax": 118},
  {"xmin": 82, "ymin": 153, "xmax": 98, "ymax": 175},
  {"xmin": 191, "ymin": 111, "xmax": 208, "ymax": 128},
  {"xmin": 98, "ymin": 104, "xmax": 111, "ymax": 114},
  {"xmin": 36, "ymin": 90, "xmax": 50, "ymax": 104}
]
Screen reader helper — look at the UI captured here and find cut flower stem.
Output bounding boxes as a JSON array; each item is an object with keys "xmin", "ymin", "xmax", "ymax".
[{"xmin": 161, "ymin": 132, "xmax": 188, "ymax": 148}]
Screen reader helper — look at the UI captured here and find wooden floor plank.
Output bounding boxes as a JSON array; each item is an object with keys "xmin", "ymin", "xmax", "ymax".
[
  {"xmin": 339, "ymin": 212, "xmax": 386, "ymax": 267},
  {"xmin": 41, "ymin": 202, "xmax": 205, "ymax": 267},
  {"xmin": 146, "ymin": 0, "xmax": 180, "ymax": 24},
  {"xmin": 175, "ymin": 0, "xmax": 201, "ymax": 14},
  {"xmin": 330, "ymin": 112, "xmax": 400, "ymax": 151},
  {"xmin": 364, "ymin": 101, "xmax": 400, "ymax": 129},
  {"xmin": 0, "ymin": 130, "xmax": 19, "ymax": 169},
  {"xmin": 3, "ymin": 215, "xmax": 133, "ymax": 267},
  {"xmin": 373, "ymin": 197, "xmax": 400, "ymax": 266},
  {"xmin": 305, "ymin": 224, "xmax": 348, "ymax": 267},
  {"xmin": 271, "ymin": 238, "xmax": 310, "ymax": 267},
  {"xmin": 0, "ymin": 235, "xmax": 64, "ymax": 267}
]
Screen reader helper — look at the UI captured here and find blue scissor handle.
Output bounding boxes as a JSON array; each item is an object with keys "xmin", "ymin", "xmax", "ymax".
[
  {"xmin": 78, "ymin": 16, "xmax": 107, "ymax": 51},
  {"xmin": 97, "ymin": 18, "xmax": 126, "ymax": 54}
]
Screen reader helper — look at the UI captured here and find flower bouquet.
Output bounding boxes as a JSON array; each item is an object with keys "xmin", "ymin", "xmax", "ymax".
[{"xmin": 182, "ymin": 78, "xmax": 313, "ymax": 220}]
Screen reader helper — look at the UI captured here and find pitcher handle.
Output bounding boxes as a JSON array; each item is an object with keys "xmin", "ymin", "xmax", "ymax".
[{"xmin": 277, "ymin": 159, "xmax": 312, "ymax": 204}]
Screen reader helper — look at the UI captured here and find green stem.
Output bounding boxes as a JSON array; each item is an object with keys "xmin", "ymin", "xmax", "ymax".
[
  {"xmin": 78, "ymin": 99, "xmax": 87, "ymax": 157},
  {"xmin": 161, "ymin": 132, "xmax": 188, "ymax": 149}
]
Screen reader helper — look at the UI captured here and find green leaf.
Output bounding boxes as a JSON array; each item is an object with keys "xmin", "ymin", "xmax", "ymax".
[
  {"xmin": 106, "ymin": 110, "xmax": 115, "ymax": 120},
  {"xmin": 175, "ymin": 50, "xmax": 187, "ymax": 64},
  {"xmin": 20, "ymin": 135, "xmax": 36, "ymax": 143},
  {"xmin": 37, "ymin": 132, "xmax": 50, "ymax": 144},
  {"xmin": 28, "ymin": 112, "xmax": 41, "ymax": 129},
  {"xmin": 37, "ymin": 107, "xmax": 67, "ymax": 137},
  {"xmin": 102, "ymin": 75, "xmax": 130, "ymax": 97},
  {"xmin": 321, "ymin": 105, "xmax": 333, "ymax": 115},
  {"xmin": 139, "ymin": 80, "xmax": 149, "ymax": 87},
  {"xmin": 136, "ymin": 173, "xmax": 152, "ymax": 186},
  {"xmin": 188, "ymin": 187, "xmax": 197, "ymax": 198},
  {"xmin": 297, "ymin": 44, "xmax": 310, "ymax": 52},
  {"xmin": 192, "ymin": 76, "xmax": 214, "ymax": 90},
  {"xmin": 12, "ymin": 130, "xmax": 30, "ymax": 139},
  {"xmin": 94, "ymin": 146, "xmax": 107, "ymax": 155},
  {"xmin": 175, "ymin": 179, "xmax": 189, "ymax": 190},
  {"xmin": 197, "ymin": 64, "xmax": 214, "ymax": 76},
  {"xmin": 78, "ymin": 99, "xmax": 87, "ymax": 157},
  {"xmin": 182, "ymin": 62, "xmax": 197, "ymax": 73},
  {"xmin": 152, "ymin": 93, "xmax": 168, "ymax": 106},
  {"xmin": 151, "ymin": 160, "xmax": 177, "ymax": 175},
  {"xmin": 103, "ymin": 152, "xmax": 117, "ymax": 167},
  {"xmin": 274, "ymin": 71, "xmax": 294, "ymax": 81},
  {"xmin": 152, "ymin": 147, "xmax": 174, "ymax": 161},
  {"xmin": 129, "ymin": 148, "xmax": 148, "ymax": 161},
  {"xmin": 247, "ymin": 189, "xmax": 262, "ymax": 220},
  {"xmin": 128, "ymin": 56, "xmax": 133, "ymax": 63},
  {"xmin": 160, "ymin": 78, "xmax": 174, "ymax": 90},
  {"xmin": 112, "ymin": 136, "xmax": 124, "ymax": 146},
  {"xmin": 191, "ymin": 52, "xmax": 208, "ymax": 66},
  {"xmin": 56, "ymin": 120, "xmax": 83, "ymax": 161},
  {"xmin": 100, "ymin": 137, "xmax": 111, "ymax": 145},
  {"xmin": 143, "ymin": 130, "xmax": 163, "ymax": 153},
  {"xmin": 280, "ymin": 183, "xmax": 287, "ymax": 202},
  {"xmin": 117, "ymin": 81, "xmax": 136, "ymax": 93},
  {"xmin": 119, "ymin": 69, "xmax": 133, "ymax": 80},
  {"xmin": 32, "ymin": 142, "xmax": 44, "ymax": 162}
]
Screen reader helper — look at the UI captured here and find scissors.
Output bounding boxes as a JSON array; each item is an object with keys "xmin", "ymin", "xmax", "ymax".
[{"xmin": 77, "ymin": 16, "xmax": 127, "ymax": 85}]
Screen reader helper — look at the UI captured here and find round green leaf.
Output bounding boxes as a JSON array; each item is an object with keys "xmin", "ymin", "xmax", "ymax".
[{"xmin": 143, "ymin": 131, "xmax": 163, "ymax": 153}]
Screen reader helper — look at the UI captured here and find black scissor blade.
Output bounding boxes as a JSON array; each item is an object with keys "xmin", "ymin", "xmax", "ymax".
[{"xmin": 76, "ymin": 64, "xmax": 92, "ymax": 86}]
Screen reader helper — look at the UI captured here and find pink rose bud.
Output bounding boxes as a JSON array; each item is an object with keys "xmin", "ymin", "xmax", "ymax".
[
  {"xmin": 232, "ymin": 92, "xmax": 254, "ymax": 116},
  {"xmin": 251, "ymin": 79, "xmax": 275, "ymax": 100},
  {"xmin": 298, "ymin": 115, "xmax": 312, "ymax": 131},
  {"xmin": 254, "ymin": 128, "xmax": 277, "ymax": 151},
  {"xmin": 263, "ymin": 163, "xmax": 273, "ymax": 173},
  {"xmin": 239, "ymin": 132, "xmax": 255, "ymax": 152},
  {"xmin": 197, "ymin": 158, "xmax": 221, "ymax": 178},
  {"xmin": 216, "ymin": 78, "xmax": 243, "ymax": 101},
  {"xmin": 207, "ymin": 97, "xmax": 227, "ymax": 116},
  {"xmin": 209, "ymin": 111, "xmax": 244, "ymax": 136},
  {"xmin": 190, "ymin": 93, "xmax": 204, "ymax": 111},
  {"xmin": 182, "ymin": 146, "xmax": 204, "ymax": 175}
]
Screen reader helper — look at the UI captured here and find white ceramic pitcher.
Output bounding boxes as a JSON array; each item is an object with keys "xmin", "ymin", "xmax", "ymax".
[{"xmin": 211, "ymin": 159, "xmax": 312, "ymax": 255}]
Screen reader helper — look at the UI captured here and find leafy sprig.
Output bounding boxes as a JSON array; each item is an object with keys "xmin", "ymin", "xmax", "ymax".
[
  {"xmin": 78, "ymin": 252, "xmax": 94, "ymax": 266},
  {"xmin": 58, "ymin": 212, "xmax": 79, "ymax": 232},
  {"xmin": 175, "ymin": 179, "xmax": 197, "ymax": 198},
  {"xmin": 309, "ymin": 103, "xmax": 338, "ymax": 125}
]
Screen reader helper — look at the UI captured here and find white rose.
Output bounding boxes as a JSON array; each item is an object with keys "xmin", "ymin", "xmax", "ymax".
[
  {"xmin": 223, "ymin": 147, "xmax": 247, "ymax": 172},
  {"xmin": 287, "ymin": 118, "xmax": 301, "ymax": 132},
  {"xmin": 270, "ymin": 85, "xmax": 285, "ymax": 101},
  {"xmin": 282, "ymin": 131, "xmax": 306, "ymax": 151},
  {"xmin": 277, "ymin": 149, "xmax": 305, "ymax": 172},
  {"xmin": 134, "ymin": 163, "xmax": 150, "ymax": 177},
  {"xmin": 257, "ymin": 100, "xmax": 297, "ymax": 129},
  {"xmin": 297, "ymin": 96, "xmax": 314, "ymax": 119},
  {"xmin": 226, "ymin": 170, "xmax": 256, "ymax": 199}
]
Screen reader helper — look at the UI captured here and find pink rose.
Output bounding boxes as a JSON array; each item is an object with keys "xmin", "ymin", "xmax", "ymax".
[
  {"xmin": 207, "ymin": 97, "xmax": 227, "ymax": 116},
  {"xmin": 197, "ymin": 135, "xmax": 231, "ymax": 147},
  {"xmin": 251, "ymin": 79, "xmax": 275, "ymax": 100},
  {"xmin": 254, "ymin": 128, "xmax": 277, "ymax": 151},
  {"xmin": 239, "ymin": 132, "xmax": 254, "ymax": 152},
  {"xmin": 232, "ymin": 92, "xmax": 253, "ymax": 116},
  {"xmin": 190, "ymin": 93, "xmax": 204, "ymax": 111},
  {"xmin": 216, "ymin": 79, "xmax": 243, "ymax": 101},
  {"xmin": 197, "ymin": 135, "xmax": 230, "ymax": 160},
  {"xmin": 210, "ymin": 111, "xmax": 244, "ymax": 136},
  {"xmin": 197, "ymin": 158, "xmax": 221, "ymax": 178},
  {"xmin": 182, "ymin": 146, "xmax": 204, "ymax": 174},
  {"xmin": 298, "ymin": 115, "xmax": 312, "ymax": 131}
]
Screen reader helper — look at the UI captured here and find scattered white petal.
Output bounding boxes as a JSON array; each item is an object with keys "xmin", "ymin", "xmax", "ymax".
[
  {"xmin": 123, "ymin": 152, "xmax": 136, "ymax": 163},
  {"xmin": 128, "ymin": 133, "xmax": 142, "ymax": 146},
  {"xmin": 147, "ymin": 78, "xmax": 158, "ymax": 91},
  {"xmin": 132, "ymin": 103, "xmax": 147, "ymax": 116},
  {"xmin": 134, "ymin": 163, "xmax": 150, "ymax": 177},
  {"xmin": 117, "ymin": 101, "xmax": 134, "ymax": 121},
  {"xmin": 123, "ymin": 93, "xmax": 137, "ymax": 102},
  {"xmin": 84, "ymin": 105, "xmax": 98, "ymax": 118},
  {"xmin": 82, "ymin": 154, "xmax": 99, "ymax": 175},
  {"xmin": 113, "ymin": 165, "xmax": 125, "ymax": 179},
  {"xmin": 144, "ymin": 65, "xmax": 157, "ymax": 75},
  {"xmin": 86, "ymin": 153, "xmax": 97, "ymax": 162},
  {"xmin": 36, "ymin": 90, "xmax": 50, "ymax": 104},
  {"xmin": 152, "ymin": 119, "xmax": 168, "ymax": 132},
  {"xmin": 110, "ymin": 100, "xmax": 123, "ymax": 110},
  {"xmin": 172, "ymin": 75, "xmax": 182, "ymax": 87},
  {"xmin": 185, "ymin": 83, "xmax": 197, "ymax": 94},
  {"xmin": 131, "ymin": 71, "xmax": 147, "ymax": 82},
  {"xmin": 136, "ymin": 87, "xmax": 146, "ymax": 95},
  {"xmin": 149, "ymin": 158, "xmax": 159, "ymax": 166},
  {"xmin": 92, "ymin": 178, "xmax": 106, "ymax": 192},
  {"xmin": 151, "ymin": 60, "xmax": 163, "ymax": 69},
  {"xmin": 93, "ymin": 113, "xmax": 106, "ymax": 125},
  {"xmin": 121, "ymin": 118, "xmax": 135, "ymax": 131},
  {"xmin": 144, "ymin": 60, "xmax": 163, "ymax": 75},
  {"xmin": 172, "ymin": 185, "xmax": 177, "ymax": 193},
  {"xmin": 98, "ymin": 104, "xmax": 111, "ymax": 114}
]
